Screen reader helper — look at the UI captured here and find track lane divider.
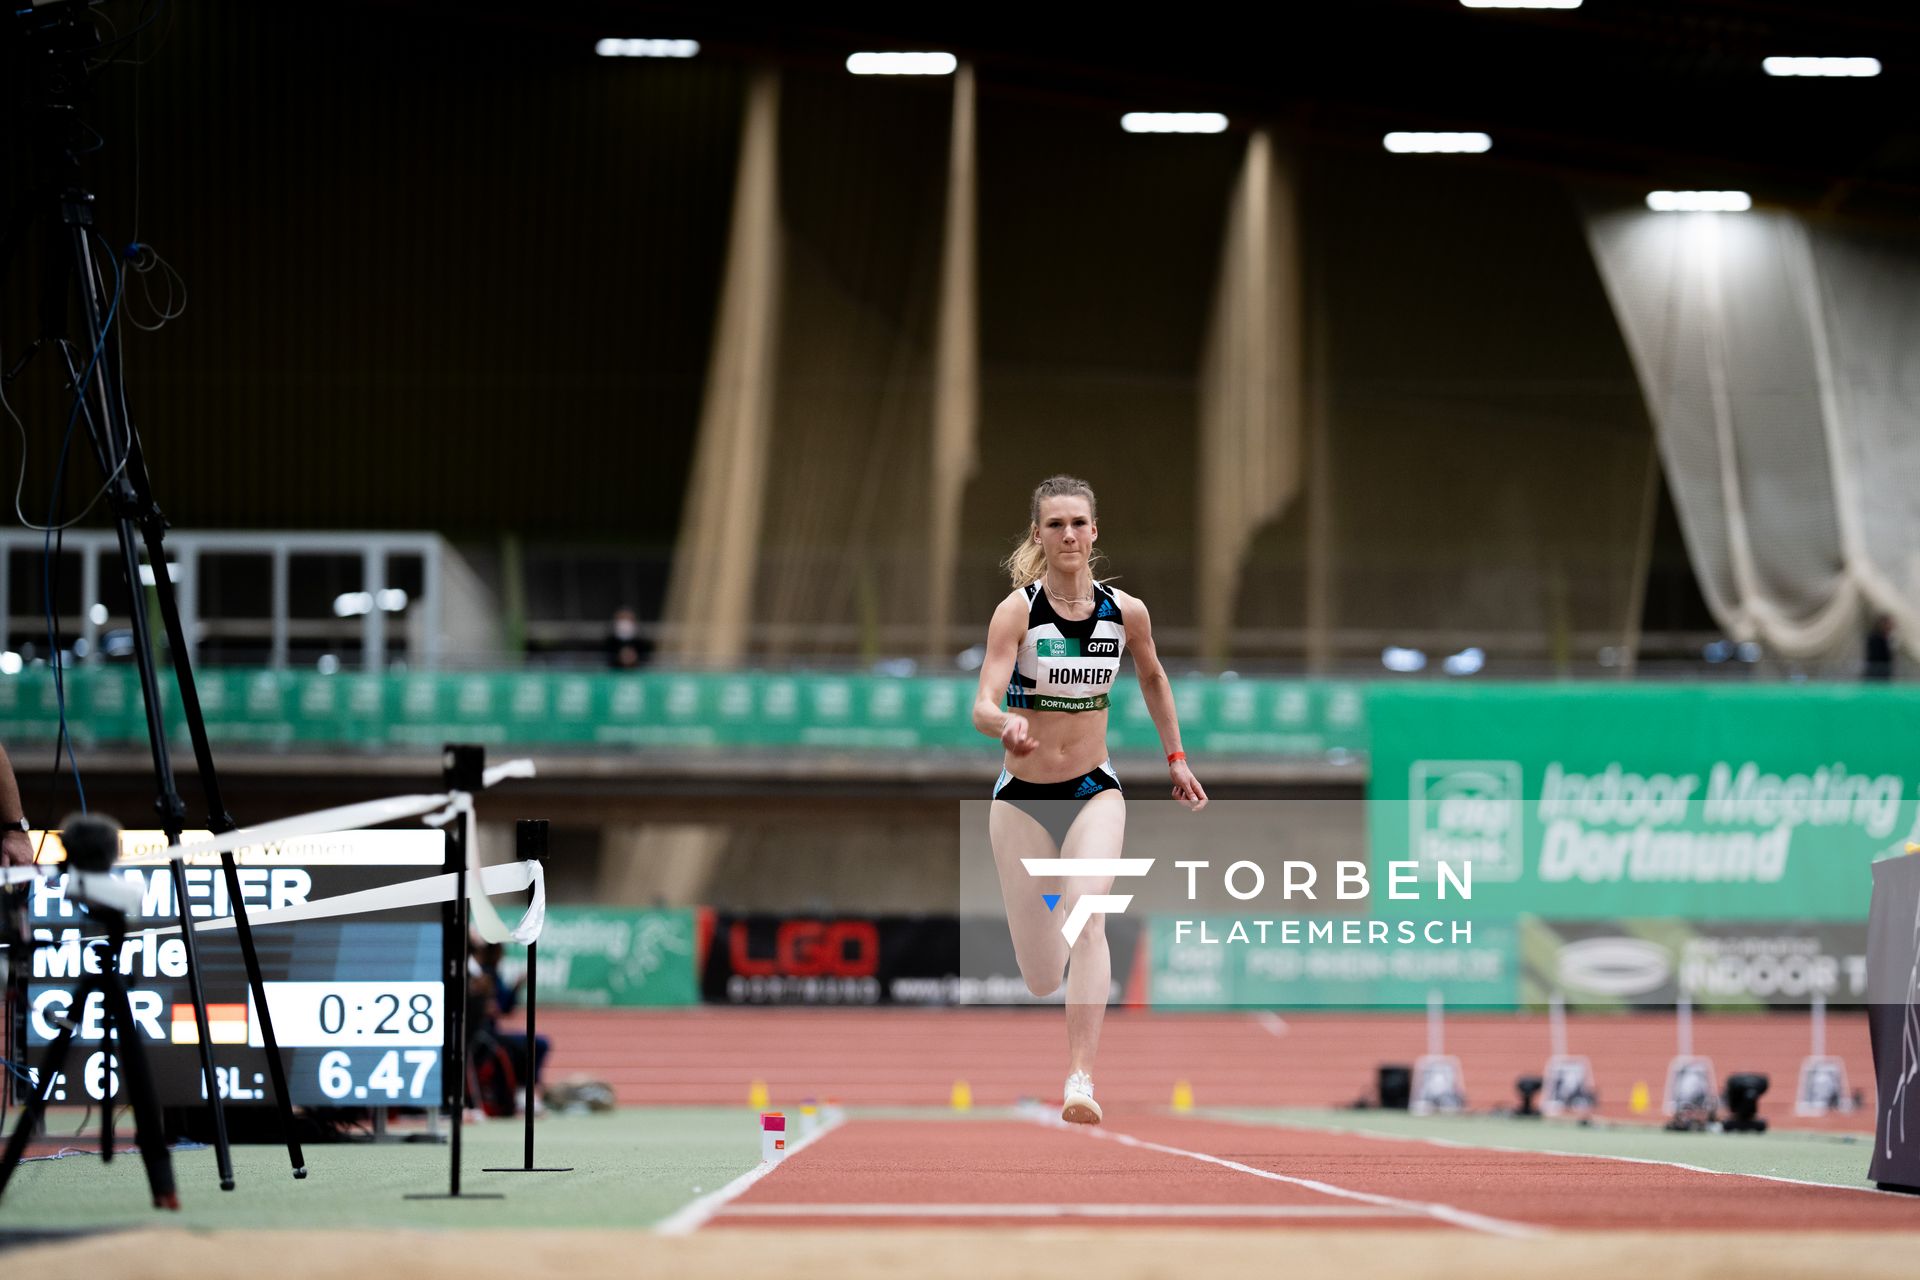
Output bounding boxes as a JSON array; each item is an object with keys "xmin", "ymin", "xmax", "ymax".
[{"xmin": 720, "ymin": 1203, "xmax": 1415, "ymax": 1221}]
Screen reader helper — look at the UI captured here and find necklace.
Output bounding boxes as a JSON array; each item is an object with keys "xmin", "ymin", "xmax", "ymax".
[{"xmin": 1044, "ymin": 573, "xmax": 1092, "ymax": 610}]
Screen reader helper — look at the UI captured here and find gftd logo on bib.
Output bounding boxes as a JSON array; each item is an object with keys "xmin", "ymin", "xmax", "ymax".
[
  {"xmin": 1410, "ymin": 760, "xmax": 1524, "ymax": 883},
  {"xmin": 1020, "ymin": 858, "xmax": 1154, "ymax": 944}
]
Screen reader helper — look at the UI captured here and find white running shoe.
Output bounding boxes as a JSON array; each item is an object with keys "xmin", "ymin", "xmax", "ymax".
[{"xmin": 1062, "ymin": 1071, "xmax": 1103, "ymax": 1125}]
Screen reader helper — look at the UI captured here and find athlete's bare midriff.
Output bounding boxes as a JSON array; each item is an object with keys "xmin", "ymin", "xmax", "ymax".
[{"xmin": 1001, "ymin": 706, "xmax": 1110, "ymax": 784}]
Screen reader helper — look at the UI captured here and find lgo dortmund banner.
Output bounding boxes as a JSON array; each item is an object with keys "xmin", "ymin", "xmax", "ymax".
[{"xmin": 1366, "ymin": 685, "xmax": 1920, "ymax": 922}]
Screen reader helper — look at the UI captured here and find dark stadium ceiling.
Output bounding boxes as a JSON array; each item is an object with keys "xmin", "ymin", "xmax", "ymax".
[{"xmin": 382, "ymin": 0, "xmax": 1920, "ymax": 219}]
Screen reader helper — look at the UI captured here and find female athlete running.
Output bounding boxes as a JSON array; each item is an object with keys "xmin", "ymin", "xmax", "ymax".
[{"xmin": 971, "ymin": 474, "xmax": 1207, "ymax": 1124}]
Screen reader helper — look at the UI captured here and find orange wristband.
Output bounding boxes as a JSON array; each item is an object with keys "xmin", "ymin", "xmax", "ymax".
[{"xmin": 1167, "ymin": 751, "xmax": 1187, "ymax": 764}]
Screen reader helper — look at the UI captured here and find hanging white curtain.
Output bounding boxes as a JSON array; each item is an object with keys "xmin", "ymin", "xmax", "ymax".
[
  {"xmin": 1805, "ymin": 229, "xmax": 1920, "ymax": 640},
  {"xmin": 1585, "ymin": 206, "xmax": 1920, "ymax": 659},
  {"xmin": 927, "ymin": 64, "xmax": 980, "ymax": 661},
  {"xmin": 661, "ymin": 70, "xmax": 783, "ymax": 663},
  {"xmin": 1195, "ymin": 130, "xmax": 1303, "ymax": 666}
]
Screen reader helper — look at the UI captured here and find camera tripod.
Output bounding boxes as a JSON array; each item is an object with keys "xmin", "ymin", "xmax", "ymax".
[
  {"xmin": 0, "ymin": 923, "xmax": 176, "ymax": 1208},
  {"xmin": 2, "ymin": 0, "xmax": 304, "ymax": 1187}
]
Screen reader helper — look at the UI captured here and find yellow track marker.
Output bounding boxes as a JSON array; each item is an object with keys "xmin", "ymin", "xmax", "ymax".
[
  {"xmin": 748, "ymin": 1079, "xmax": 770, "ymax": 1110},
  {"xmin": 950, "ymin": 1080, "xmax": 973, "ymax": 1112},
  {"xmin": 1629, "ymin": 1081, "xmax": 1650, "ymax": 1114},
  {"xmin": 1171, "ymin": 1079, "xmax": 1195, "ymax": 1113}
]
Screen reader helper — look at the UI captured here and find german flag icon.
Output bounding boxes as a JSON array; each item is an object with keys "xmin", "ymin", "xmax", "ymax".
[{"xmin": 171, "ymin": 1003, "xmax": 249, "ymax": 1045}]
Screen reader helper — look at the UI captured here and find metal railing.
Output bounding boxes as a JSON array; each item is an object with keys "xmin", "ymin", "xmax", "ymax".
[{"xmin": 0, "ymin": 530, "xmax": 447, "ymax": 671}]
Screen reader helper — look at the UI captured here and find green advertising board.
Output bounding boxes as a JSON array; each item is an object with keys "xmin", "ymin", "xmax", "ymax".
[
  {"xmin": 0, "ymin": 668, "xmax": 1367, "ymax": 759},
  {"xmin": 508, "ymin": 907, "xmax": 698, "ymax": 1008},
  {"xmin": 1367, "ymin": 685, "xmax": 1920, "ymax": 922},
  {"xmin": 1515, "ymin": 915, "xmax": 1868, "ymax": 1009}
]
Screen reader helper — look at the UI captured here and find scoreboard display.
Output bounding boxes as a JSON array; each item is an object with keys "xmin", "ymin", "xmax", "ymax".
[{"xmin": 9, "ymin": 829, "xmax": 446, "ymax": 1110}]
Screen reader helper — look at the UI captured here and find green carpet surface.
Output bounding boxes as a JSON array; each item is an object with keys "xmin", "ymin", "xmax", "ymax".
[{"xmin": 0, "ymin": 1108, "xmax": 756, "ymax": 1234}]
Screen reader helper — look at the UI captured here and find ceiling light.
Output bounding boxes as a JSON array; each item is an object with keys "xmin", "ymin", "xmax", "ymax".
[
  {"xmin": 1646, "ymin": 190, "xmax": 1751, "ymax": 212},
  {"xmin": 595, "ymin": 38, "xmax": 699, "ymax": 58},
  {"xmin": 846, "ymin": 52, "xmax": 957, "ymax": 76},
  {"xmin": 1384, "ymin": 132, "xmax": 1492, "ymax": 153},
  {"xmin": 1121, "ymin": 112, "xmax": 1229, "ymax": 134},
  {"xmin": 1762, "ymin": 56, "xmax": 1881, "ymax": 77}
]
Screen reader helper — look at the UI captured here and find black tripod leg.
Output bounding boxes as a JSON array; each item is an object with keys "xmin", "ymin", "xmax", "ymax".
[
  {"xmin": 216, "ymin": 848, "xmax": 304, "ymax": 1177},
  {"xmin": 168, "ymin": 854, "xmax": 236, "ymax": 1191},
  {"xmin": 0, "ymin": 1001, "xmax": 81, "ymax": 1203},
  {"xmin": 130, "ymin": 506, "xmax": 239, "ymax": 833},
  {"xmin": 134, "ymin": 493, "xmax": 304, "ymax": 1179},
  {"xmin": 100, "ymin": 973, "xmax": 178, "ymax": 1209},
  {"xmin": 100, "ymin": 1011, "xmax": 115, "ymax": 1162},
  {"xmin": 101, "ymin": 508, "xmax": 239, "ymax": 1194}
]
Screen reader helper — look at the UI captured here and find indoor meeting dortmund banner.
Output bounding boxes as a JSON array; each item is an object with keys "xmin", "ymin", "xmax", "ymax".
[{"xmin": 1366, "ymin": 685, "xmax": 1920, "ymax": 921}]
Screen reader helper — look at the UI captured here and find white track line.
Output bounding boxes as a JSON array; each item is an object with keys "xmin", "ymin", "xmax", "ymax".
[
  {"xmin": 1209, "ymin": 1112, "xmax": 1920, "ymax": 1201},
  {"xmin": 1257, "ymin": 1012, "xmax": 1289, "ymax": 1037},
  {"xmin": 654, "ymin": 1118, "xmax": 844, "ymax": 1236},
  {"xmin": 721, "ymin": 1203, "xmax": 1413, "ymax": 1220},
  {"xmin": 1019, "ymin": 1112, "xmax": 1545, "ymax": 1239}
]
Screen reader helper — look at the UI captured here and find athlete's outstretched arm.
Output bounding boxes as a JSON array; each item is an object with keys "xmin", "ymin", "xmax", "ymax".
[
  {"xmin": 1117, "ymin": 591, "xmax": 1207, "ymax": 811},
  {"xmin": 973, "ymin": 593, "xmax": 1037, "ymax": 756}
]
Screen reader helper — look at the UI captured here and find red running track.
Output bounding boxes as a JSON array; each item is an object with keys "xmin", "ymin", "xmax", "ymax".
[
  {"xmin": 525, "ymin": 1007, "xmax": 1876, "ymax": 1129},
  {"xmin": 704, "ymin": 1113, "xmax": 1920, "ymax": 1233}
]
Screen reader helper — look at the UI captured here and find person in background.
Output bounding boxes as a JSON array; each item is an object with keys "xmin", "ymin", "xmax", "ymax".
[
  {"xmin": 1864, "ymin": 615, "xmax": 1895, "ymax": 682},
  {"xmin": 468, "ymin": 932, "xmax": 551, "ymax": 1104},
  {"xmin": 0, "ymin": 743, "xmax": 34, "ymax": 867},
  {"xmin": 606, "ymin": 606, "xmax": 652, "ymax": 670},
  {"xmin": 1, "ymin": 744, "xmax": 31, "ymax": 1058}
]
